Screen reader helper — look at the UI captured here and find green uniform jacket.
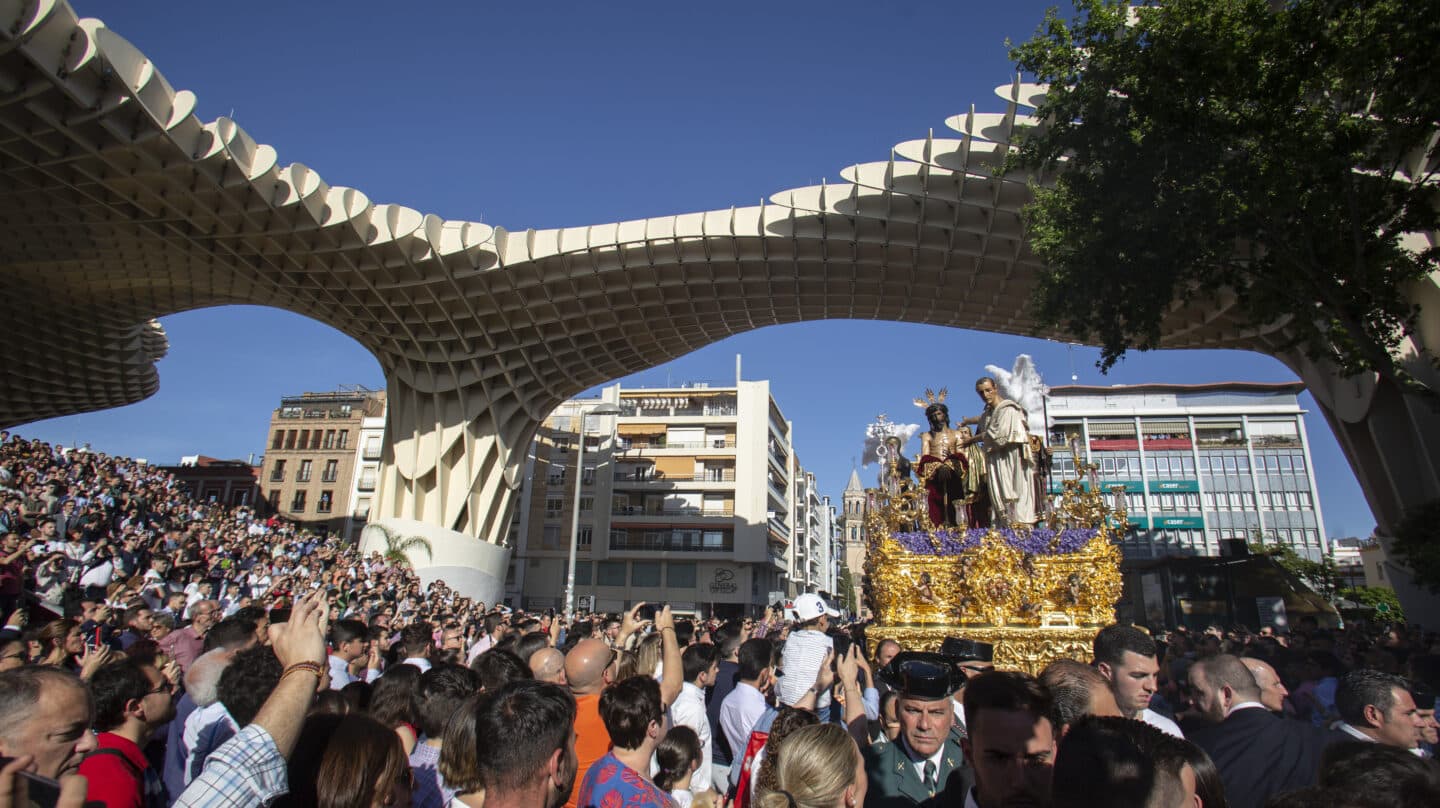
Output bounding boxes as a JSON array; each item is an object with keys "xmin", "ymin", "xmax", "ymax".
[{"xmin": 862, "ymin": 728, "xmax": 972, "ymax": 808}]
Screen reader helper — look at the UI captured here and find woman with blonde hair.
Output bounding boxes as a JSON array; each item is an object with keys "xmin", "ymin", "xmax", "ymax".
[{"xmin": 754, "ymin": 723, "xmax": 866, "ymax": 808}]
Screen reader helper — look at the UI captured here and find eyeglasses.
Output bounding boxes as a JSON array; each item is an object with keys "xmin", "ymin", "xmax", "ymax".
[{"xmin": 148, "ymin": 679, "xmax": 174, "ymax": 695}]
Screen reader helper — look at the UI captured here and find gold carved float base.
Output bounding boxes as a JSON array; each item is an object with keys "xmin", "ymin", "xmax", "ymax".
[{"xmin": 871, "ymin": 626, "xmax": 1101, "ymax": 676}]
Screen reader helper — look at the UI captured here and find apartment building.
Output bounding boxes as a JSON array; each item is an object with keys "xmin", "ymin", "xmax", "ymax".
[
  {"xmin": 1046, "ymin": 382, "xmax": 1328, "ymax": 561},
  {"xmin": 259, "ymin": 386, "xmax": 386, "ymax": 538},
  {"xmin": 506, "ymin": 379, "xmax": 823, "ymax": 618}
]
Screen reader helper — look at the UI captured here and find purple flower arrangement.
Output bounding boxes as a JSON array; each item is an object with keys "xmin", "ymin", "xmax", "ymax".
[{"xmin": 892, "ymin": 526, "xmax": 1099, "ymax": 556}]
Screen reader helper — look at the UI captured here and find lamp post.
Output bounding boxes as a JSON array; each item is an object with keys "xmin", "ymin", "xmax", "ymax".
[{"xmin": 566, "ymin": 402, "xmax": 622, "ymax": 617}]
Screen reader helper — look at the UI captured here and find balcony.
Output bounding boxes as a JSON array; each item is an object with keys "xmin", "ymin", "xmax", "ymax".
[
  {"xmin": 269, "ymin": 469, "xmax": 285, "ymax": 482},
  {"xmin": 357, "ymin": 475, "xmax": 376, "ymax": 491},
  {"xmin": 768, "ymin": 551, "xmax": 789, "ymax": 571},
  {"xmin": 321, "ymin": 472, "xmax": 338, "ymax": 483},
  {"xmin": 609, "ymin": 533, "xmax": 734, "ymax": 553},
  {"xmin": 295, "ymin": 472, "xmax": 312, "ymax": 483},
  {"xmin": 617, "ymin": 439, "xmax": 733, "ymax": 451},
  {"xmin": 768, "ymin": 517, "xmax": 792, "ymax": 541},
  {"xmin": 611, "ymin": 506, "xmax": 735, "ymax": 518}
]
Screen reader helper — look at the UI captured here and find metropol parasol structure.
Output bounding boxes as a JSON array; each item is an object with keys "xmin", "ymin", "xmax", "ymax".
[{"xmin": 2, "ymin": 1, "xmax": 1436, "ymax": 601}]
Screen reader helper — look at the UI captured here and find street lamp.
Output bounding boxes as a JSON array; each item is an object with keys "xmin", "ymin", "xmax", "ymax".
[{"xmin": 566, "ymin": 401, "xmax": 622, "ymax": 617}]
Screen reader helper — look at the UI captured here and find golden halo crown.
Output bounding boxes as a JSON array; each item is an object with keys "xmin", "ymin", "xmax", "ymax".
[{"xmin": 912, "ymin": 387, "xmax": 948, "ymax": 409}]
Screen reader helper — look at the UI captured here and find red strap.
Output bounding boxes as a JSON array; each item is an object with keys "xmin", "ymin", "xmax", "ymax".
[{"xmin": 732, "ymin": 730, "xmax": 769, "ymax": 808}]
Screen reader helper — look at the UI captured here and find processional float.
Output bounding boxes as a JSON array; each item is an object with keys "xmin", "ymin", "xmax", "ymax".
[{"xmin": 862, "ymin": 364, "xmax": 1124, "ymax": 674}]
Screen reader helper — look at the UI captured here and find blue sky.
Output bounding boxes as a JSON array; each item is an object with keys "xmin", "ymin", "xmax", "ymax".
[{"xmin": 21, "ymin": 1, "xmax": 1376, "ymax": 540}]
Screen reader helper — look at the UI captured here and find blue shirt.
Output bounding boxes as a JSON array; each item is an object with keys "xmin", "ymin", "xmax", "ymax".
[{"xmin": 576, "ymin": 753, "xmax": 676, "ymax": 808}]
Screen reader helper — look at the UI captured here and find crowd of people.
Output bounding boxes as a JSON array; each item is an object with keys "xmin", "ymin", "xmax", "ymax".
[{"xmin": 1, "ymin": 431, "xmax": 1439, "ymax": 808}]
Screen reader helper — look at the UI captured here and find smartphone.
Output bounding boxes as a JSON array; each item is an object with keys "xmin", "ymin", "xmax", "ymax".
[
  {"xmin": 269, "ymin": 607, "xmax": 292, "ymax": 624},
  {"xmin": 636, "ymin": 604, "xmax": 657, "ymax": 622},
  {"xmin": 0, "ymin": 756, "xmax": 76, "ymax": 808}
]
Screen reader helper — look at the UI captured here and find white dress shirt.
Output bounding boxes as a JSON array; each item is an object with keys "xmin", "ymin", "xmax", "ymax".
[
  {"xmin": 1141, "ymin": 708, "xmax": 1184, "ymax": 738},
  {"xmin": 670, "ymin": 682, "xmax": 713, "ymax": 792},
  {"xmin": 719, "ymin": 682, "xmax": 767, "ymax": 766}
]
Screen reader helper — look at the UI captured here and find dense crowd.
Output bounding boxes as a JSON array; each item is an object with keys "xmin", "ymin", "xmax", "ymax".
[{"xmin": 0, "ymin": 430, "xmax": 1438, "ymax": 808}]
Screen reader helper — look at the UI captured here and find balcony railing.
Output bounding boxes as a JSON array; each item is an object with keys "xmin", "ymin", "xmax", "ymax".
[
  {"xmin": 614, "ymin": 472, "xmax": 736, "ymax": 483},
  {"xmin": 611, "ymin": 507, "xmax": 734, "ymax": 518},
  {"xmin": 618, "ymin": 439, "xmax": 733, "ymax": 450},
  {"xmin": 295, "ymin": 472, "xmax": 312, "ymax": 483},
  {"xmin": 357, "ymin": 475, "xmax": 376, "ymax": 491},
  {"xmin": 321, "ymin": 472, "xmax": 338, "ymax": 483},
  {"xmin": 269, "ymin": 469, "xmax": 285, "ymax": 482},
  {"xmin": 610, "ymin": 535, "xmax": 734, "ymax": 553}
]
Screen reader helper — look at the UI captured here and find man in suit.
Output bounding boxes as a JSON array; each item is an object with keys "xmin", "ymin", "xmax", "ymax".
[
  {"xmin": 1187, "ymin": 654, "xmax": 1342, "ymax": 808},
  {"xmin": 961, "ymin": 671, "xmax": 1057, "ymax": 808},
  {"xmin": 864, "ymin": 652, "xmax": 973, "ymax": 807}
]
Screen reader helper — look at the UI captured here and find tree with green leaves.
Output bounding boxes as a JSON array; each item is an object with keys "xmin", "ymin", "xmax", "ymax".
[
  {"xmin": 1249, "ymin": 532, "xmax": 1342, "ymax": 600},
  {"xmin": 367, "ymin": 523, "xmax": 434, "ymax": 568},
  {"xmin": 1390, "ymin": 498, "xmax": 1440, "ymax": 592},
  {"xmin": 1009, "ymin": 0, "xmax": 1439, "ymax": 389},
  {"xmin": 836, "ymin": 565, "xmax": 858, "ymax": 614},
  {"xmin": 1339, "ymin": 585, "xmax": 1405, "ymax": 622}
]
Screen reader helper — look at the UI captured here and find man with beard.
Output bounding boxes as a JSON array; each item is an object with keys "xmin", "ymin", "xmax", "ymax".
[
  {"xmin": 960, "ymin": 671, "xmax": 1056, "ymax": 808},
  {"xmin": 439, "ymin": 679, "xmax": 578, "ymax": 808},
  {"xmin": 865, "ymin": 652, "xmax": 973, "ymax": 806}
]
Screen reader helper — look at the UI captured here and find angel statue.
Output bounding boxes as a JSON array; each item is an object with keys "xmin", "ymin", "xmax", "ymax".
[
  {"xmin": 959, "ymin": 357, "xmax": 1049, "ymax": 527},
  {"xmin": 913, "ymin": 388, "xmax": 971, "ymax": 528}
]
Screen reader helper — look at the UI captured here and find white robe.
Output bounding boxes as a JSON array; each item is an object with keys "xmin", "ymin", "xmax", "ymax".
[{"xmin": 978, "ymin": 399, "xmax": 1035, "ymax": 525}]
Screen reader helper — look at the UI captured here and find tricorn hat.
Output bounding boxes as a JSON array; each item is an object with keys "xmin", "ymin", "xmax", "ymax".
[
  {"xmin": 940, "ymin": 637, "xmax": 994, "ymax": 663},
  {"xmin": 877, "ymin": 652, "xmax": 965, "ymax": 700}
]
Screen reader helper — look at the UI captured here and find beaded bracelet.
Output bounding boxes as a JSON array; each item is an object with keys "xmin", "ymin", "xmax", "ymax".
[{"xmin": 281, "ymin": 661, "xmax": 324, "ymax": 681}]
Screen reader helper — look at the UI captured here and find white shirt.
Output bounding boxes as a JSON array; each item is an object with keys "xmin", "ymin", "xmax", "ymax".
[
  {"xmin": 900, "ymin": 736, "xmax": 947, "ymax": 785},
  {"xmin": 1225, "ymin": 701, "xmax": 1268, "ymax": 718},
  {"xmin": 670, "ymin": 682, "xmax": 713, "ymax": 792},
  {"xmin": 182, "ymin": 701, "xmax": 237, "ymax": 785},
  {"xmin": 466, "ymin": 634, "xmax": 495, "ymax": 664},
  {"xmin": 327, "ymin": 654, "xmax": 381, "ymax": 688},
  {"xmin": 1141, "ymin": 708, "xmax": 1185, "ymax": 738},
  {"xmin": 401, "ymin": 656, "xmax": 433, "ymax": 673},
  {"xmin": 719, "ymin": 682, "xmax": 767, "ymax": 765},
  {"xmin": 776, "ymin": 629, "xmax": 833, "ymax": 710}
]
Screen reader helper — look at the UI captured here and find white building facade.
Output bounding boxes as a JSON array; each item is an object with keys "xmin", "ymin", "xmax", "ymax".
[
  {"xmin": 1046, "ymin": 382, "xmax": 1328, "ymax": 561},
  {"xmin": 505, "ymin": 378, "xmax": 827, "ymax": 618}
]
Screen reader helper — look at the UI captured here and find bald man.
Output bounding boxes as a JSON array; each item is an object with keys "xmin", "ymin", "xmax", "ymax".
[
  {"xmin": 1242, "ymin": 657, "xmax": 1289, "ymax": 713},
  {"xmin": 565, "ymin": 638, "xmax": 622, "ymax": 808},
  {"xmin": 530, "ymin": 647, "xmax": 568, "ymax": 685}
]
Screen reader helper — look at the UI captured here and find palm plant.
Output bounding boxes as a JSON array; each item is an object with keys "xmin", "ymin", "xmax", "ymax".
[{"xmin": 368, "ymin": 523, "xmax": 433, "ymax": 567}]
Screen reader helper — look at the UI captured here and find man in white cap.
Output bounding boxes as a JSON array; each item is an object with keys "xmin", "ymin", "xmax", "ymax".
[{"xmin": 776, "ymin": 593, "xmax": 839, "ymax": 710}]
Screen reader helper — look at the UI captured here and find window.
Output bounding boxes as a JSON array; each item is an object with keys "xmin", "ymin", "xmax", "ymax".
[
  {"xmin": 268, "ymin": 490, "xmax": 280, "ymax": 510},
  {"xmin": 581, "ymin": 467, "xmax": 596, "ymax": 485},
  {"xmin": 353, "ymin": 497, "xmax": 371, "ymax": 519},
  {"xmin": 290, "ymin": 490, "xmax": 307, "ymax": 512},
  {"xmin": 631, "ymin": 562, "xmax": 661, "ymax": 587},
  {"xmin": 337, "ymin": 430, "xmax": 349, "ymax": 450},
  {"xmin": 668, "ymin": 562, "xmax": 697, "ymax": 589},
  {"xmin": 362, "ymin": 435, "xmax": 381, "ymax": 460},
  {"xmin": 322, "ymin": 459, "xmax": 339, "ymax": 482},
  {"xmin": 270, "ymin": 460, "xmax": 286, "ymax": 482},
  {"xmin": 542, "ymin": 525, "xmax": 561, "ymax": 549},
  {"xmin": 545, "ymin": 498, "xmax": 564, "ymax": 518},
  {"xmin": 579, "ymin": 496, "xmax": 594, "ymax": 514},
  {"xmin": 578, "ymin": 527, "xmax": 593, "ymax": 547},
  {"xmin": 285, "ymin": 430, "xmax": 297, "ymax": 450},
  {"xmin": 575, "ymin": 561, "xmax": 592, "ymax": 586},
  {"xmin": 298, "ymin": 430, "xmax": 309, "ymax": 449},
  {"xmin": 548, "ymin": 470, "xmax": 566, "ymax": 486},
  {"xmin": 317, "ymin": 491, "xmax": 333, "ymax": 513},
  {"xmin": 598, "ymin": 562, "xmax": 626, "ymax": 587},
  {"xmin": 358, "ymin": 467, "xmax": 377, "ymax": 490},
  {"xmin": 297, "ymin": 459, "xmax": 312, "ymax": 482},
  {"xmin": 309, "ymin": 431, "xmax": 322, "ymax": 450},
  {"xmin": 271, "ymin": 430, "xmax": 284, "ymax": 450}
]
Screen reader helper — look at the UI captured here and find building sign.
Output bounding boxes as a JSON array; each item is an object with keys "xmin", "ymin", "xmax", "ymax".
[
  {"xmin": 708, "ymin": 567, "xmax": 738, "ymax": 594},
  {"xmin": 1151, "ymin": 516, "xmax": 1206, "ymax": 529},
  {"xmin": 1149, "ymin": 480, "xmax": 1200, "ymax": 493}
]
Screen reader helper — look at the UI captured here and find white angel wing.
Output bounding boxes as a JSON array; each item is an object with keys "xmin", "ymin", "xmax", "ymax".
[
  {"xmin": 1008, "ymin": 354, "xmax": 1050, "ymax": 436},
  {"xmin": 983, "ymin": 362, "xmax": 1016, "ymax": 402}
]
